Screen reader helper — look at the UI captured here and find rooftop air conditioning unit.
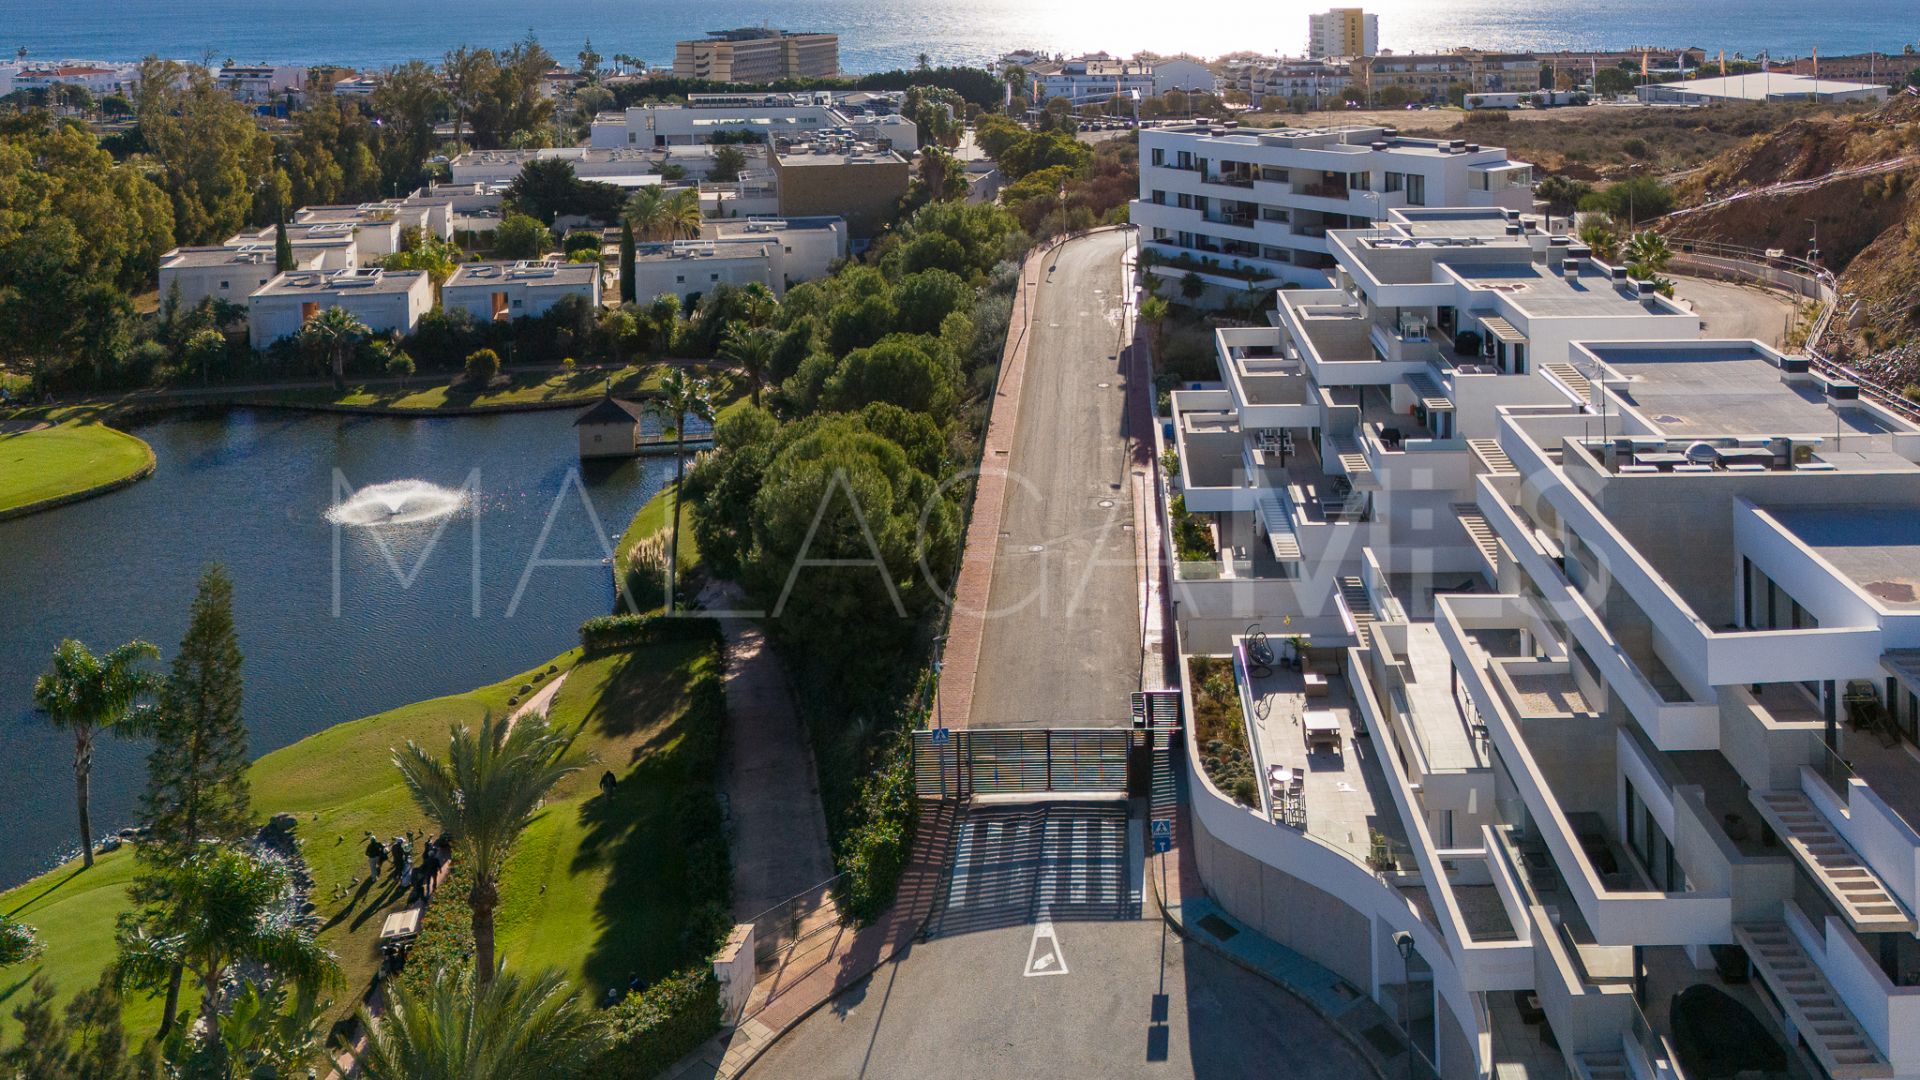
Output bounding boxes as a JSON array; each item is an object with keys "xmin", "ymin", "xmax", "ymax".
[
  {"xmin": 1370, "ymin": 140, "xmax": 1388, "ymax": 150},
  {"xmin": 1464, "ymin": 143, "xmax": 1480, "ymax": 152},
  {"xmin": 1609, "ymin": 266, "xmax": 1629, "ymax": 281}
]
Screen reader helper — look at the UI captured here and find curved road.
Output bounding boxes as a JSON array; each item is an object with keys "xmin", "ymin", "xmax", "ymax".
[
  {"xmin": 1671, "ymin": 276, "xmax": 1797, "ymax": 347},
  {"xmin": 969, "ymin": 230, "xmax": 1142, "ymax": 729}
]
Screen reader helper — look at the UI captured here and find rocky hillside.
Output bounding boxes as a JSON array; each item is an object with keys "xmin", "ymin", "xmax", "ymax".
[{"xmin": 1666, "ymin": 93, "xmax": 1920, "ymax": 388}]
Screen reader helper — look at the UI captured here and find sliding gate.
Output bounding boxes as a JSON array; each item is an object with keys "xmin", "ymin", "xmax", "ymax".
[{"xmin": 913, "ymin": 728, "xmax": 1137, "ymax": 799}]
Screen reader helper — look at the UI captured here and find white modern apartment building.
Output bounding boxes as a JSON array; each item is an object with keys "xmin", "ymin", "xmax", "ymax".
[
  {"xmin": 1309, "ymin": 8, "xmax": 1380, "ymax": 59},
  {"xmin": 443, "ymin": 260, "xmax": 602, "ymax": 323},
  {"xmin": 448, "ymin": 147, "xmax": 669, "ymax": 189},
  {"xmin": 627, "ymin": 216, "xmax": 846, "ymax": 303},
  {"xmin": 590, "ymin": 92, "xmax": 916, "ymax": 150},
  {"xmin": 1132, "ymin": 124, "xmax": 1534, "ymax": 290},
  {"xmin": 10, "ymin": 61, "xmax": 140, "ymax": 96},
  {"xmin": 157, "ymin": 245, "xmax": 326, "ymax": 311},
  {"xmin": 1159, "ymin": 205, "xmax": 1920, "ymax": 1080},
  {"xmin": 247, "ymin": 267, "xmax": 432, "ymax": 348}
]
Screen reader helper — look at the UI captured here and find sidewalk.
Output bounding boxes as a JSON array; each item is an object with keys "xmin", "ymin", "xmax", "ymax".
[
  {"xmin": 663, "ymin": 801, "xmax": 958, "ymax": 1080},
  {"xmin": 700, "ymin": 582, "xmax": 836, "ymax": 921}
]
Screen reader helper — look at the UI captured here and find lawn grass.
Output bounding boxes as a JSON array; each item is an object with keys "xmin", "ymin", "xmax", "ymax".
[
  {"xmin": 0, "ymin": 422, "xmax": 152, "ymax": 514},
  {"xmin": 613, "ymin": 482, "xmax": 698, "ymax": 585},
  {"xmin": 0, "ymin": 635, "xmax": 717, "ymax": 1044}
]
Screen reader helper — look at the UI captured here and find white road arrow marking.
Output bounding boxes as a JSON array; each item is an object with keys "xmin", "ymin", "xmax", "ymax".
[{"xmin": 1025, "ymin": 920, "xmax": 1069, "ymax": 977}]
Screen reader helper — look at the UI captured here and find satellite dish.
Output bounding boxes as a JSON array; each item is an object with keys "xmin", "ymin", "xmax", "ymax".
[{"xmin": 1685, "ymin": 441, "xmax": 1717, "ymax": 465}]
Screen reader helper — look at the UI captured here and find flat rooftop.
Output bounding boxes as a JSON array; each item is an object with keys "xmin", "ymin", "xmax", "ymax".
[
  {"xmin": 705, "ymin": 215, "xmax": 842, "ymax": 238},
  {"xmin": 774, "ymin": 145, "xmax": 904, "ymax": 166},
  {"xmin": 162, "ymin": 245, "xmax": 277, "ymax": 268},
  {"xmin": 1768, "ymin": 506, "xmax": 1920, "ymax": 609},
  {"xmin": 256, "ymin": 268, "xmax": 425, "ymax": 297},
  {"xmin": 446, "ymin": 261, "xmax": 598, "ymax": 288},
  {"xmin": 1452, "ymin": 263, "xmax": 1686, "ymax": 319},
  {"xmin": 1590, "ymin": 342, "xmax": 1905, "ymax": 439}
]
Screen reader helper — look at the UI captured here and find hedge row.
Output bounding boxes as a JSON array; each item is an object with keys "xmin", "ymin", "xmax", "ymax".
[
  {"xmin": 833, "ymin": 732, "xmax": 919, "ymax": 925},
  {"xmin": 578, "ymin": 611, "xmax": 722, "ymax": 653},
  {"xmin": 597, "ymin": 967, "xmax": 724, "ymax": 1079}
]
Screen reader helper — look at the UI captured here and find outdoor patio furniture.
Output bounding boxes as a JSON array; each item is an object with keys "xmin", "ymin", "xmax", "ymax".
[
  {"xmin": 1304, "ymin": 671, "xmax": 1329, "ymax": 698},
  {"xmin": 1303, "ymin": 710, "xmax": 1341, "ymax": 751}
]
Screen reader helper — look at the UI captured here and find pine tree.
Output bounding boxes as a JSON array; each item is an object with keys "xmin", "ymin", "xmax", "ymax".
[
  {"xmin": 274, "ymin": 217, "xmax": 294, "ymax": 273},
  {"xmin": 135, "ymin": 563, "xmax": 252, "ymax": 1035},
  {"xmin": 618, "ymin": 221, "xmax": 636, "ymax": 304}
]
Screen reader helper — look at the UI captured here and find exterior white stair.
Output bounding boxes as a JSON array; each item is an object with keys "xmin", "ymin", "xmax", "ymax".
[
  {"xmin": 1468, "ymin": 438, "xmax": 1517, "ymax": 476},
  {"xmin": 1455, "ymin": 503, "xmax": 1501, "ymax": 575},
  {"xmin": 1329, "ymin": 433, "xmax": 1371, "ymax": 480},
  {"xmin": 1751, "ymin": 791, "xmax": 1914, "ymax": 932},
  {"xmin": 1254, "ymin": 489, "xmax": 1302, "ymax": 563},
  {"xmin": 1734, "ymin": 922, "xmax": 1892, "ymax": 1079},
  {"xmin": 1338, "ymin": 576, "xmax": 1375, "ymax": 648},
  {"xmin": 1543, "ymin": 361, "xmax": 1594, "ymax": 403}
]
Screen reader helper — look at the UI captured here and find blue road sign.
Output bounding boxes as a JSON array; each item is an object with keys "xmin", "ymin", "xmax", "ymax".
[
  {"xmin": 1150, "ymin": 818, "xmax": 1172, "ymax": 853},
  {"xmin": 931, "ymin": 726, "xmax": 951, "ymax": 747}
]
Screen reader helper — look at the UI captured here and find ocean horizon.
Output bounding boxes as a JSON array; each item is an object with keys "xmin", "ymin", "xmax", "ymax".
[{"xmin": 1, "ymin": 0, "xmax": 1915, "ymax": 74}]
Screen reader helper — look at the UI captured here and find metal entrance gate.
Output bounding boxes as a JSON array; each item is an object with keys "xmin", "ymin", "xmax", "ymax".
[{"xmin": 913, "ymin": 728, "xmax": 1137, "ymax": 798}]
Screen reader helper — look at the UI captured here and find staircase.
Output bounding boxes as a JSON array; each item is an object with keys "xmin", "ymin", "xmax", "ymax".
[
  {"xmin": 1734, "ymin": 922, "xmax": 1892, "ymax": 1079},
  {"xmin": 1752, "ymin": 791, "xmax": 1914, "ymax": 931},
  {"xmin": 1329, "ymin": 432, "xmax": 1371, "ymax": 481},
  {"xmin": 1468, "ymin": 438, "xmax": 1517, "ymax": 476},
  {"xmin": 1455, "ymin": 503, "xmax": 1501, "ymax": 575},
  {"xmin": 1574, "ymin": 1050, "xmax": 1629, "ymax": 1080},
  {"xmin": 1543, "ymin": 362, "xmax": 1595, "ymax": 403},
  {"xmin": 1338, "ymin": 576, "xmax": 1375, "ymax": 648},
  {"xmin": 1255, "ymin": 489, "xmax": 1302, "ymax": 562}
]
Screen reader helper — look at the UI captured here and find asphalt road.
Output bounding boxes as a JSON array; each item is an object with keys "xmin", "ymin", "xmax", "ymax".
[
  {"xmin": 746, "ymin": 912, "xmax": 1375, "ymax": 1080},
  {"xmin": 1671, "ymin": 276, "xmax": 1797, "ymax": 347},
  {"xmin": 968, "ymin": 230, "xmax": 1142, "ymax": 729}
]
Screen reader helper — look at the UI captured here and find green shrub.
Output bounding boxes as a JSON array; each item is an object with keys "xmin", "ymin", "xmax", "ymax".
[
  {"xmin": 578, "ymin": 612, "xmax": 721, "ymax": 653},
  {"xmin": 0, "ymin": 915, "xmax": 40, "ymax": 967},
  {"xmin": 833, "ymin": 735, "xmax": 917, "ymax": 924},
  {"xmin": 464, "ymin": 347, "xmax": 501, "ymax": 384},
  {"xmin": 598, "ymin": 968, "xmax": 723, "ymax": 1080},
  {"xmin": 397, "ymin": 860, "xmax": 476, "ymax": 996}
]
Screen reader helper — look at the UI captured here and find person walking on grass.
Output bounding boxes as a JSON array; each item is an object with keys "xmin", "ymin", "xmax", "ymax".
[{"xmin": 365, "ymin": 833, "xmax": 388, "ymax": 879}]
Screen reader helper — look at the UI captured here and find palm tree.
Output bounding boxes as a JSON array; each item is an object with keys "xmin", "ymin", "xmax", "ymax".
[
  {"xmin": 1138, "ymin": 294, "xmax": 1170, "ymax": 355},
  {"xmin": 654, "ymin": 369, "xmax": 715, "ymax": 612},
  {"xmin": 664, "ymin": 187, "xmax": 703, "ymax": 242},
  {"xmin": 718, "ymin": 322, "xmax": 776, "ymax": 406},
  {"xmin": 357, "ymin": 966, "xmax": 603, "ymax": 1080},
  {"xmin": 647, "ymin": 293, "xmax": 683, "ymax": 356},
  {"xmin": 115, "ymin": 844, "xmax": 338, "ymax": 1041},
  {"xmin": 33, "ymin": 638, "xmax": 160, "ymax": 869},
  {"xmin": 1624, "ymin": 230, "xmax": 1673, "ymax": 278},
  {"xmin": 392, "ymin": 714, "xmax": 578, "ymax": 986},
  {"xmin": 1578, "ymin": 219, "xmax": 1622, "ymax": 263},
  {"xmin": 624, "ymin": 184, "xmax": 671, "ymax": 242},
  {"xmin": 300, "ymin": 305, "xmax": 369, "ymax": 393}
]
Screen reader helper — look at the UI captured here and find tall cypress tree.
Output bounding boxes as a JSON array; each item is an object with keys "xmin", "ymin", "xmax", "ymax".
[
  {"xmin": 135, "ymin": 563, "xmax": 251, "ymax": 1035},
  {"xmin": 619, "ymin": 220, "xmax": 637, "ymax": 304},
  {"xmin": 274, "ymin": 217, "xmax": 294, "ymax": 274}
]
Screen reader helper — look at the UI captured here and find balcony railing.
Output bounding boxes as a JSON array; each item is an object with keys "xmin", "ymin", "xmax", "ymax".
[
  {"xmin": 1297, "ymin": 182, "xmax": 1350, "ymax": 200},
  {"xmin": 1202, "ymin": 172, "xmax": 1256, "ymax": 189}
]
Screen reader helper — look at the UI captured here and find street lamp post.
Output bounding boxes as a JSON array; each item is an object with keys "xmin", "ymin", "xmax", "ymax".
[{"xmin": 1394, "ymin": 931, "xmax": 1418, "ymax": 1080}]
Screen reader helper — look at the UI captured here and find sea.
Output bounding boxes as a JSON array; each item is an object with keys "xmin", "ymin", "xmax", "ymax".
[{"xmin": 1, "ymin": 0, "xmax": 1915, "ymax": 73}]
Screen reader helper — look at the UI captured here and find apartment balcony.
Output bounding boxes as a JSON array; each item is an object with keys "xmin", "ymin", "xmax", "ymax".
[{"xmin": 1200, "ymin": 170, "xmax": 1256, "ymax": 190}]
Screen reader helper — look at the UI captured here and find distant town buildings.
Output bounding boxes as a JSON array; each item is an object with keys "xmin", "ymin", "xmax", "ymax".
[
  {"xmin": 214, "ymin": 63, "xmax": 308, "ymax": 104},
  {"xmin": 1358, "ymin": 51, "xmax": 1542, "ymax": 102},
  {"xmin": 671, "ymin": 28, "xmax": 839, "ymax": 82},
  {"xmin": 1308, "ymin": 8, "xmax": 1379, "ymax": 59},
  {"xmin": 0, "ymin": 60, "xmax": 140, "ymax": 97},
  {"xmin": 1151, "ymin": 58, "xmax": 1219, "ymax": 97},
  {"xmin": 1025, "ymin": 53, "xmax": 1156, "ymax": 107},
  {"xmin": 590, "ymin": 91, "xmax": 915, "ymax": 150},
  {"xmin": 1131, "ymin": 122, "xmax": 1533, "ymax": 289},
  {"xmin": 1223, "ymin": 57, "xmax": 1349, "ymax": 109}
]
